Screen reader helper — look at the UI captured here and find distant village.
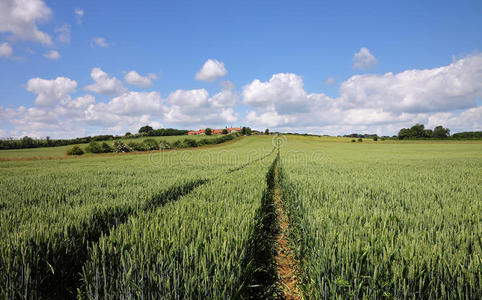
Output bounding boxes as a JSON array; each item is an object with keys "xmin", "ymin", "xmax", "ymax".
[{"xmin": 188, "ymin": 127, "xmax": 242, "ymax": 135}]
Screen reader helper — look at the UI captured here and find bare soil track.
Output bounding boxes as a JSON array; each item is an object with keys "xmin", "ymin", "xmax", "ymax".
[{"xmin": 273, "ymin": 167, "xmax": 303, "ymax": 300}]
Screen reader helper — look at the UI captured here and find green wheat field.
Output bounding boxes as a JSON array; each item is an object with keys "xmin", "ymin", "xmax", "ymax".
[{"xmin": 0, "ymin": 135, "xmax": 480, "ymax": 299}]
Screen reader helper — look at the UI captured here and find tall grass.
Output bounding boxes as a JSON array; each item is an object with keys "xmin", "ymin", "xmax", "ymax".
[{"xmin": 279, "ymin": 137, "xmax": 481, "ymax": 299}]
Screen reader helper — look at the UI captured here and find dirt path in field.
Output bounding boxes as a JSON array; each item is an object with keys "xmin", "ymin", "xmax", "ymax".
[{"xmin": 273, "ymin": 166, "xmax": 303, "ymax": 300}]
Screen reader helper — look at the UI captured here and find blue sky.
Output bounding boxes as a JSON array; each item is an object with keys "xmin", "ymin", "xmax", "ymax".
[{"xmin": 0, "ymin": 0, "xmax": 481, "ymax": 138}]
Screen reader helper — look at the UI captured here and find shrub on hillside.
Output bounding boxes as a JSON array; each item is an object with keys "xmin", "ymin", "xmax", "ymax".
[
  {"xmin": 67, "ymin": 145, "xmax": 84, "ymax": 155},
  {"xmin": 127, "ymin": 142, "xmax": 146, "ymax": 151},
  {"xmin": 199, "ymin": 138, "xmax": 215, "ymax": 145},
  {"xmin": 358, "ymin": 138, "xmax": 363, "ymax": 142},
  {"xmin": 183, "ymin": 138, "xmax": 198, "ymax": 148},
  {"xmin": 85, "ymin": 141, "xmax": 102, "ymax": 153},
  {"xmin": 143, "ymin": 139, "xmax": 160, "ymax": 150},
  {"xmin": 100, "ymin": 142, "xmax": 113, "ymax": 153},
  {"xmin": 171, "ymin": 140, "xmax": 183, "ymax": 148},
  {"xmin": 351, "ymin": 139, "xmax": 356, "ymax": 143},
  {"xmin": 159, "ymin": 140, "xmax": 171, "ymax": 150},
  {"xmin": 373, "ymin": 136, "xmax": 378, "ymax": 141},
  {"xmin": 113, "ymin": 140, "xmax": 132, "ymax": 153}
]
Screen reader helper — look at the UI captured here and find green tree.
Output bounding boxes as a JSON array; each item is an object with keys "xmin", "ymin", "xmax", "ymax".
[
  {"xmin": 205, "ymin": 128, "xmax": 212, "ymax": 135},
  {"xmin": 138, "ymin": 125, "xmax": 153, "ymax": 134},
  {"xmin": 222, "ymin": 128, "xmax": 228, "ymax": 134},
  {"xmin": 409, "ymin": 124, "xmax": 426, "ymax": 138},
  {"xmin": 433, "ymin": 126, "xmax": 450, "ymax": 138},
  {"xmin": 265, "ymin": 128, "xmax": 269, "ymax": 135},
  {"xmin": 398, "ymin": 128, "xmax": 410, "ymax": 139}
]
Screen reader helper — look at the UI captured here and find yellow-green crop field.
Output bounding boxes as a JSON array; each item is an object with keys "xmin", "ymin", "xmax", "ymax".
[{"xmin": 0, "ymin": 135, "xmax": 480, "ymax": 299}]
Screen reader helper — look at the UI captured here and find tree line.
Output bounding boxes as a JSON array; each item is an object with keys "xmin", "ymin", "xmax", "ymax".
[
  {"xmin": 0, "ymin": 127, "xmax": 189, "ymax": 150},
  {"xmin": 398, "ymin": 124, "xmax": 482, "ymax": 139}
]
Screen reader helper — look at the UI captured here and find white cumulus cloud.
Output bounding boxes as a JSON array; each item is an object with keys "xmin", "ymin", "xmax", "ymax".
[
  {"xmin": 0, "ymin": 0, "xmax": 53, "ymax": 45},
  {"xmin": 353, "ymin": 47, "xmax": 378, "ymax": 70},
  {"xmin": 84, "ymin": 68, "xmax": 127, "ymax": 95},
  {"xmin": 195, "ymin": 59, "xmax": 228, "ymax": 82},
  {"xmin": 243, "ymin": 73, "xmax": 308, "ymax": 113},
  {"xmin": 242, "ymin": 53, "xmax": 482, "ymax": 135},
  {"xmin": 124, "ymin": 71, "xmax": 157, "ymax": 87},
  {"xmin": 26, "ymin": 77, "xmax": 77, "ymax": 106}
]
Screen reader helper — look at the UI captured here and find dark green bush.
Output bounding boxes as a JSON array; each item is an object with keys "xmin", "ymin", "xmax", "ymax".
[
  {"xmin": 66, "ymin": 145, "xmax": 84, "ymax": 155},
  {"xmin": 358, "ymin": 138, "xmax": 363, "ymax": 142},
  {"xmin": 351, "ymin": 139, "xmax": 356, "ymax": 143},
  {"xmin": 100, "ymin": 142, "xmax": 113, "ymax": 153},
  {"xmin": 172, "ymin": 140, "xmax": 183, "ymax": 148},
  {"xmin": 85, "ymin": 141, "xmax": 102, "ymax": 153},
  {"xmin": 183, "ymin": 138, "xmax": 198, "ymax": 148},
  {"xmin": 142, "ymin": 139, "xmax": 160, "ymax": 150}
]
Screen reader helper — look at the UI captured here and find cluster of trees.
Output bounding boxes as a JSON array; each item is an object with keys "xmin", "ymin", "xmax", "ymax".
[
  {"xmin": 136, "ymin": 126, "xmax": 188, "ymax": 137},
  {"xmin": 67, "ymin": 133, "xmax": 239, "ymax": 155},
  {"xmin": 398, "ymin": 124, "xmax": 450, "ymax": 139},
  {"xmin": 452, "ymin": 131, "xmax": 482, "ymax": 139},
  {"xmin": 344, "ymin": 133, "xmax": 378, "ymax": 139},
  {"xmin": 241, "ymin": 127, "xmax": 252, "ymax": 135}
]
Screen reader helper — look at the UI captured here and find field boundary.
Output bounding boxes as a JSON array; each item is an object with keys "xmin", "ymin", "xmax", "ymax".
[{"xmin": 0, "ymin": 135, "xmax": 244, "ymax": 161}]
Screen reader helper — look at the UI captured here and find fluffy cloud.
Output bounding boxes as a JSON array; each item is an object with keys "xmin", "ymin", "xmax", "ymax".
[
  {"xmin": 2, "ymin": 67, "xmax": 240, "ymax": 137},
  {"xmin": 84, "ymin": 68, "xmax": 127, "ymax": 95},
  {"xmin": 43, "ymin": 50, "xmax": 60, "ymax": 60},
  {"xmin": 243, "ymin": 73, "xmax": 308, "ymax": 113},
  {"xmin": 2, "ymin": 54, "xmax": 481, "ymax": 138},
  {"xmin": 427, "ymin": 107, "xmax": 482, "ymax": 132},
  {"xmin": 0, "ymin": 42, "xmax": 13, "ymax": 58},
  {"xmin": 0, "ymin": 0, "xmax": 52, "ymax": 45},
  {"xmin": 195, "ymin": 59, "xmax": 228, "ymax": 82},
  {"xmin": 353, "ymin": 47, "xmax": 378, "ymax": 70},
  {"xmin": 339, "ymin": 54, "xmax": 482, "ymax": 113},
  {"xmin": 124, "ymin": 71, "xmax": 157, "ymax": 87},
  {"xmin": 91, "ymin": 37, "xmax": 110, "ymax": 48},
  {"xmin": 164, "ymin": 85, "xmax": 238, "ymax": 126},
  {"xmin": 210, "ymin": 81, "xmax": 239, "ymax": 108},
  {"xmin": 242, "ymin": 54, "xmax": 482, "ymax": 134},
  {"xmin": 93, "ymin": 91, "xmax": 165, "ymax": 116},
  {"xmin": 75, "ymin": 8, "xmax": 84, "ymax": 25},
  {"xmin": 26, "ymin": 77, "xmax": 77, "ymax": 106}
]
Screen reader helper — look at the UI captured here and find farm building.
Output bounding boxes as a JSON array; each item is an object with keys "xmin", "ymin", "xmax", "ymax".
[{"xmin": 188, "ymin": 127, "xmax": 241, "ymax": 135}]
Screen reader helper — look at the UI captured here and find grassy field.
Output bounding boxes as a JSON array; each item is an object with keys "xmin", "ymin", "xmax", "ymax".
[
  {"xmin": 0, "ymin": 135, "xmax": 480, "ymax": 299},
  {"xmin": 0, "ymin": 134, "xmax": 219, "ymax": 159}
]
